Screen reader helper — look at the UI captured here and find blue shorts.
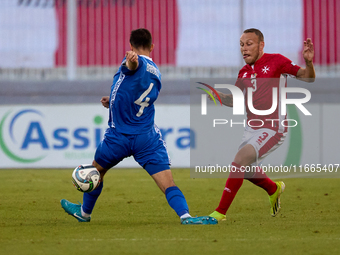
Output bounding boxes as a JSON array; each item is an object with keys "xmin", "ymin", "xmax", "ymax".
[{"xmin": 94, "ymin": 125, "xmax": 171, "ymax": 175}]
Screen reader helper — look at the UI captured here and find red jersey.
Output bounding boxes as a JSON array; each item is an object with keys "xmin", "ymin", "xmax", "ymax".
[{"xmin": 236, "ymin": 53, "xmax": 301, "ymax": 133}]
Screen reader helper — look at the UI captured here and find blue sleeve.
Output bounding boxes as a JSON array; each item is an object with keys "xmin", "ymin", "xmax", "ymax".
[{"xmin": 120, "ymin": 57, "xmax": 144, "ymax": 75}]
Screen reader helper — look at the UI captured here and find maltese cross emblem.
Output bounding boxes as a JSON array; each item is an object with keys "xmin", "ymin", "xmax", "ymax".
[{"xmin": 262, "ymin": 66, "xmax": 270, "ymax": 74}]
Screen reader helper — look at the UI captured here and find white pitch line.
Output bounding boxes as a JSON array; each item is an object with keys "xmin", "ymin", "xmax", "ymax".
[{"xmin": 69, "ymin": 237, "xmax": 340, "ymax": 242}]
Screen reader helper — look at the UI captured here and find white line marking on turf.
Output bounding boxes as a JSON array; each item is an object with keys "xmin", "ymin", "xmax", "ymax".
[{"xmin": 70, "ymin": 237, "xmax": 340, "ymax": 242}]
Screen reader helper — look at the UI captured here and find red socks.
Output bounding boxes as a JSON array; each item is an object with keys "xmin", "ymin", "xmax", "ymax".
[
  {"xmin": 215, "ymin": 162, "xmax": 245, "ymax": 215},
  {"xmin": 215, "ymin": 164, "xmax": 278, "ymax": 215},
  {"xmin": 246, "ymin": 167, "xmax": 277, "ymax": 195}
]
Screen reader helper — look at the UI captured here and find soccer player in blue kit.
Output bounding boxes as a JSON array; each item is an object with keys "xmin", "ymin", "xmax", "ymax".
[{"xmin": 61, "ymin": 28, "xmax": 217, "ymax": 225}]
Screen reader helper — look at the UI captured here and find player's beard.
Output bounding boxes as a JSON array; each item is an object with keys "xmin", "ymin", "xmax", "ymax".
[{"xmin": 246, "ymin": 45, "xmax": 260, "ymax": 65}]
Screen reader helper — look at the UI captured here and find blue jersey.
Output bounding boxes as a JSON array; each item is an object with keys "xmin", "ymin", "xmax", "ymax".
[{"xmin": 108, "ymin": 55, "xmax": 162, "ymax": 134}]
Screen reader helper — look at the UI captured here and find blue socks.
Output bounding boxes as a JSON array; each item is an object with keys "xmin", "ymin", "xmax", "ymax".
[
  {"xmin": 82, "ymin": 181, "xmax": 103, "ymax": 215},
  {"xmin": 81, "ymin": 184, "xmax": 189, "ymax": 218},
  {"xmin": 165, "ymin": 186, "xmax": 189, "ymax": 217}
]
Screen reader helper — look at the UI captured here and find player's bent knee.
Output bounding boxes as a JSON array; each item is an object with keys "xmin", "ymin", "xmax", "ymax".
[{"xmin": 92, "ymin": 160, "xmax": 108, "ymax": 179}]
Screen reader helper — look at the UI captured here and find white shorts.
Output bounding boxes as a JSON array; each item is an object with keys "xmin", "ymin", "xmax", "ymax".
[{"xmin": 238, "ymin": 126, "xmax": 287, "ymax": 165}]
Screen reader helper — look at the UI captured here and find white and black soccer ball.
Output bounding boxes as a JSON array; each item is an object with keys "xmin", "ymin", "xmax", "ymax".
[{"xmin": 72, "ymin": 164, "xmax": 101, "ymax": 193}]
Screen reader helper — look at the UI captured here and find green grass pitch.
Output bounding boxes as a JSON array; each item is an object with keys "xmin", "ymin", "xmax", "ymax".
[{"xmin": 1, "ymin": 168, "xmax": 340, "ymax": 255}]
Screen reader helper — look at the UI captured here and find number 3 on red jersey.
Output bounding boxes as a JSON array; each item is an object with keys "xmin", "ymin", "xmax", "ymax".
[{"xmin": 251, "ymin": 78, "xmax": 257, "ymax": 91}]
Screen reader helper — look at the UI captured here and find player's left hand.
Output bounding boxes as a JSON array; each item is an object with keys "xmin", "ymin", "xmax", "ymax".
[
  {"xmin": 302, "ymin": 38, "xmax": 314, "ymax": 63},
  {"xmin": 101, "ymin": 96, "xmax": 110, "ymax": 108}
]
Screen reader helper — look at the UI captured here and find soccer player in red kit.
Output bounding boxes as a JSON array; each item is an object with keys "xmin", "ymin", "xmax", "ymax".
[{"xmin": 209, "ymin": 28, "xmax": 315, "ymax": 221}]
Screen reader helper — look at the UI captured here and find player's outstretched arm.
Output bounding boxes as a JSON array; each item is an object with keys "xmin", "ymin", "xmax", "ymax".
[
  {"xmin": 125, "ymin": 50, "xmax": 139, "ymax": 70},
  {"xmin": 296, "ymin": 38, "xmax": 315, "ymax": 82},
  {"xmin": 209, "ymin": 90, "xmax": 233, "ymax": 107},
  {"xmin": 100, "ymin": 96, "xmax": 110, "ymax": 108}
]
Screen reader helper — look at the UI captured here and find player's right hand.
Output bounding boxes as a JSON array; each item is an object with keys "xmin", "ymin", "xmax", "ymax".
[
  {"xmin": 101, "ymin": 96, "xmax": 110, "ymax": 108},
  {"xmin": 125, "ymin": 51, "xmax": 139, "ymax": 70},
  {"xmin": 126, "ymin": 51, "xmax": 138, "ymax": 63},
  {"xmin": 208, "ymin": 90, "xmax": 215, "ymax": 101}
]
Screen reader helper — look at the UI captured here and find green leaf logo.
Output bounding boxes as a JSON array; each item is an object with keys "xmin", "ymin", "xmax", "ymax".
[{"xmin": 0, "ymin": 111, "xmax": 46, "ymax": 163}]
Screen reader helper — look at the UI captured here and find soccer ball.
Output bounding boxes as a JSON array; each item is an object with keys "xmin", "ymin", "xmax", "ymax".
[{"xmin": 71, "ymin": 164, "xmax": 101, "ymax": 193}]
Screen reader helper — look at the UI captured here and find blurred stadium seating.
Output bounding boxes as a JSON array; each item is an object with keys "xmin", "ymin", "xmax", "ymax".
[{"xmin": 0, "ymin": 0, "xmax": 339, "ymax": 81}]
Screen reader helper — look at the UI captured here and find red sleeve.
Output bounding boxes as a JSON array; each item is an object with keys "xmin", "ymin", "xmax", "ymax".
[
  {"xmin": 235, "ymin": 69, "xmax": 244, "ymax": 90},
  {"xmin": 279, "ymin": 54, "xmax": 301, "ymax": 77},
  {"xmin": 235, "ymin": 79, "xmax": 243, "ymax": 90}
]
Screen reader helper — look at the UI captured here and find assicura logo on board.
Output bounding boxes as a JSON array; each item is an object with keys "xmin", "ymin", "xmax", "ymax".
[
  {"xmin": 0, "ymin": 109, "xmax": 106, "ymax": 164},
  {"xmin": 0, "ymin": 108, "xmax": 194, "ymax": 165}
]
